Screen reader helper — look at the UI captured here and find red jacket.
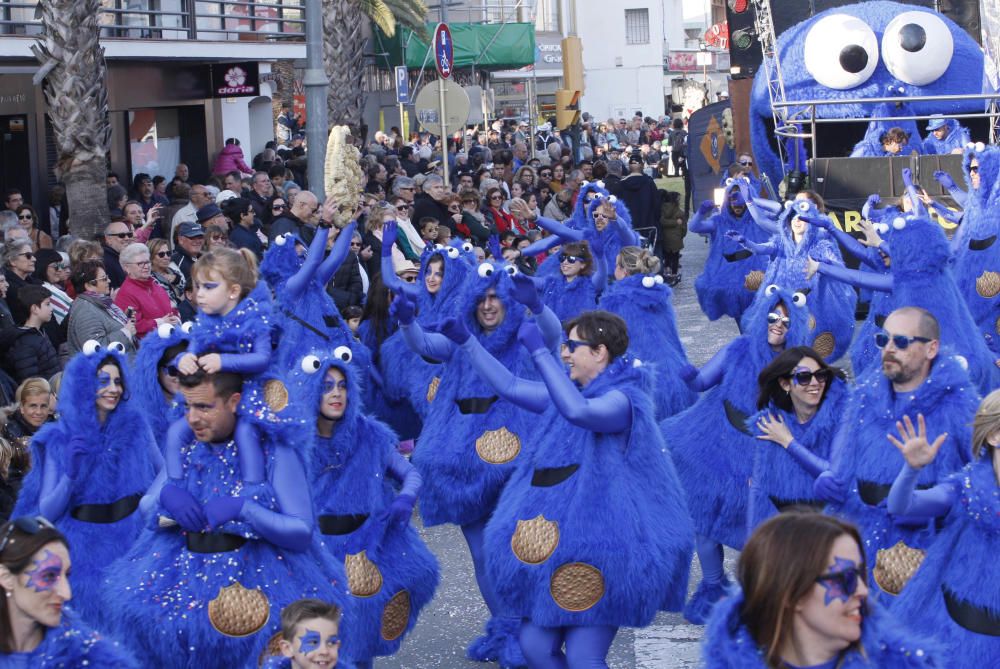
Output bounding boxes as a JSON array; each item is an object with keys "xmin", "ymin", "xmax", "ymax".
[
  {"xmin": 211, "ymin": 144, "xmax": 252, "ymax": 175},
  {"xmin": 114, "ymin": 276, "xmax": 177, "ymax": 338}
]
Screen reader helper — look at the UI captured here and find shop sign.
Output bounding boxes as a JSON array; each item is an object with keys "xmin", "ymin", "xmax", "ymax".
[{"xmin": 211, "ymin": 62, "xmax": 260, "ymax": 98}]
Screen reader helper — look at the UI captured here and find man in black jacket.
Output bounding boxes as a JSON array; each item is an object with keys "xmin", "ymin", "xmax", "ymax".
[
  {"xmin": 611, "ymin": 153, "xmax": 661, "ymax": 233},
  {"xmin": 327, "ymin": 230, "xmax": 365, "ymax": 310},
  {"xmin": 410, "ymin": 175, "xmax": 453, "ymax": 233}
]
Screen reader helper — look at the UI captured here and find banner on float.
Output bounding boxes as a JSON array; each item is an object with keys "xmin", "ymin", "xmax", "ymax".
[{"xmin": 687, "ymin": 100, "xmax": 736, "ymax": 208}]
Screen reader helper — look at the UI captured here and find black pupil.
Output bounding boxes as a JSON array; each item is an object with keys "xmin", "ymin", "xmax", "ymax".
[
  {"xmin": 839, "ymin": 44, "xmax": 869, "ymax": 74},
  {"xmin": 898, "ymin": 23, "xmax": 926, "ymax": 52}
]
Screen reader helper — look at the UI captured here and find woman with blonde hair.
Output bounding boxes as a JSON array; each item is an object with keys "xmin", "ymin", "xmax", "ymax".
[{"xmin": 0, "ymin": 378, "xmax": 49, "ymax": 521}]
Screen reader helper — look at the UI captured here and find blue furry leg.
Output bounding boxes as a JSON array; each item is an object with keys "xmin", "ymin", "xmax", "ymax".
[
  {"xmin": 520, "ymin": 623, "xmax": 617, "ymax": 669},
  {"xmin": 462, "ymin": 519, "xmax": 500, "ymax": 614},
  {"xmin": 684, "ymin": 536, "xmax": 730, "ymax": 624}
]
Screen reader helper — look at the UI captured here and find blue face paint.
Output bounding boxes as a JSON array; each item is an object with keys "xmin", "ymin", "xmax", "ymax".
[
  {"xmin": 325, "ymin": 634, "xmax": 340, "ymax": 648},
  {"xmin": 201, "ymin": 282, "xmax": 220, "ymax": 291},
  {"xmin": 24, "ymin": 549, "xmax": 62, "ymax": 593},
  {"xmin": 298, "ymin": 629, "xmax": 321, "ymax": 653},
  {"xmin": 816, "ymin": 556, "xmax": 861, "ymax": 606},
  {"xmin": 97, "ymin": 372, "xmax": 112, "ymax": 388},
  {"xmin": 322, "ymin": 379, "xmax": 348, "ymax": 395}
]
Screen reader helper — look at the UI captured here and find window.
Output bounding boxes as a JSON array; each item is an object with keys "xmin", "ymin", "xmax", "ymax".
[{"xmin": 625, "ymin": 8, "xmax": 650, "ymax": 45}]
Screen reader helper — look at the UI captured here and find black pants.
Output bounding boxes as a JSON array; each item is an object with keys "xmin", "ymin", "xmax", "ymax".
[{"xmin": 663, "ymin": 250, "xmax": 681, "ymax": 274}]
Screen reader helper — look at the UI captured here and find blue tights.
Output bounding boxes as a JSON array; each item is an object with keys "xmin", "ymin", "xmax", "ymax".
[
  {"xmin": 519, "ymin": 622, "xmax": 618, "ymax": 669},
  {"xmin": 461, "ymin": 519, "xmax": 499, "ymax": 614},
  {"xmin": 696, "ymin": 534, "xmax": 724, "ymax": 584}
]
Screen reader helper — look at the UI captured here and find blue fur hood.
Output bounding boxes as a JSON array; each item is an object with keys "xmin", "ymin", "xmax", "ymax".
[
  {"xmin": 259, "ymin": 233, "xmax": 303, "ymax": 287},
  {"xmin": 459, "ymin": 261, "xmax": 529, "ymax": 356},
  {"xmin": 56, "ymin": 344, "xmax": 133, "ymax": 435},
  {"xmin": 17, "ymin": 607, "xmax": 140, "ymax": 667},
  {"xmin": 963, "ymin": 145, "xmax": 1000, "ymax": 208},
  {"xmin": 416, "ymin": 244, "xmax": 471, "ymax": 320},
  {"xmin": 887, "ymin": 212, "xmax": 950, "ymax": 277}
]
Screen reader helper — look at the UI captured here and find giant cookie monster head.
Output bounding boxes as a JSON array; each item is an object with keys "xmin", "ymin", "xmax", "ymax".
[{"xmin": 750, "ymin": 2, "xmax": 987, "ymax": 182}]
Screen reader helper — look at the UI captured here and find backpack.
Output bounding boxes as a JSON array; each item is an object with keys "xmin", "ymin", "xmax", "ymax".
[{"xmin": 670, "ymin": 129, "xmax": 687, "ymax": 157}]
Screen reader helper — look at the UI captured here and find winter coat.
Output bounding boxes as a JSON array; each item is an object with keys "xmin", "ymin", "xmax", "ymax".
[
  {"xmin": 101, "ymin": 244, "xmax": 126, "ymax": 289},
  {"xmin": 660, "ymin": 199, "xmax": 686, "ymax": 252},
  {"xmin": 66, "ymin": 293, "xmax": 136, "ymax": 357},
  {"xmin": 411, "ymin": 192, "xmax": 452, "ymax": 232},
  {"xmin": 327, "ymin": 253, "xmax": 364, "ymax": 309},
  {"xmin": 211, "ymin": 142, "xmax": 252, "ymax": 175},
  {"xmin": 113, "ymin": 276, "xmax": 176, "ymax": 339},
  {"xmin": 612, "ymin": 173, "xmax": 661, "ymax": 232},
  {"xmin": 0, "ymin": 326, "xmax": 60, "ymax": 383}
]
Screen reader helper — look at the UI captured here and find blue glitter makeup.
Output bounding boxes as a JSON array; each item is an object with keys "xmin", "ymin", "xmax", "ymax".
[
  {"xmin": 97, "ymin": 372, "xmax": 112, "ymax": 387},
  {"xmin": 24, "ymin": 549, "xmax": 62, "ymax": 593},
  {"xmin": 298, "ymin": 629, "xmax": 321, "ymax": 653},
  {"xmin": 816, "ymin": 556, "xmax": 861, "ymax": 605},
  {"xmin": 322, "ymin": 379, "xmax": 348, "ymax": 394},
  {"xmin": 201, "ymin": 282, "xmax": 220, "ymax": 290}
]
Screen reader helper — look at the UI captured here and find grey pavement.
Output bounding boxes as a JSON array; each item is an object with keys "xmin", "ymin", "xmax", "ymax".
[{"xmin": 382, "ymin": 228, "xmax": 739, "ymax": 668}]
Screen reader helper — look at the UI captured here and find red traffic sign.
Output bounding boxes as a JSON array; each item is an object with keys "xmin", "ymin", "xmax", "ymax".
[{"xmin": 434, "ymin": 23, "xmax": 454, "ymax": 79}]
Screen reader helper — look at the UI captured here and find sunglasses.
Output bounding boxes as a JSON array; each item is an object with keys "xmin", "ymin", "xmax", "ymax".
[
  {"xmin": 0, "ymin": 515, "xmax": 55, "ymax": 554},
  {"xmin": 156, "ymin": 251, "xmax": 171, "ymax": 258},
  {"xmin": 593, "ymin": 212, "xmax": 614, "ymax": 220},
  {"xmin": 52, "ymin": 263, "xmax": 68, "ymax": 271},
  {"xmin": 767, "ymin": 312, "xmax": 790, "ymax": 327},
  {"xmin": 739, "ymin": 159, "xmax": 753, "ymax": 166},
  {"xmin": 561, "ymin": 338, "xmax": 594, "ymax": 353},
  {"xmin": 815, "ymin": 566, "xmax": 863, "ymax": 600},
  {"xmin": 490, "ymin": 195, "xmax": 503, "ymax": 201},
  {"xmin": 559, "ymin": 253, "xmax": 584, "ymax": 264},
  {"xmin": 788, "ymin": 369, "xmax": 832, "ymax": 386},
  {"xmin": 969, "ymin": 165, "xmax": 979, "ymax": 174},
  {"xmin": 272, "ymin": 204, "xmax": 287, "ymax": 210},
  {"xmin": 17, "ymin": 214, "xmax": 32, "ymax": 220},
  {"xmin": 874, "ymin": 331, "xmax": 933, "ymax": 349},
  {"xmin": 107, "ymin": 232, "xmax": 134, "ymax": 239},
  {"xmin": 17, "ymin": 252, "xmax": 34, "ymax": 260}
]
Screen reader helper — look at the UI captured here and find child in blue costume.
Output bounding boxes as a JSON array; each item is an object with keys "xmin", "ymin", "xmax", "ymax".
[
  {"xmin": 130, "ymin": 321, "xmax": 190, "ymax": 453},
  {"xmin": 292, "ymin": 346, "xmax": 439, "ymax": 669},
  {"xmin": 661, "ymin": 285, "xmax": 811, "ymax": 624},
  {"xmin": 747, "ymin": 346, "xmax": 848, "ymax": 532},
  {"xmin": 435, "ymin": 310, "xmax": 693, "ymax": 669},
  {"xmin": 887, "ymin": 392, "xmax": 1000, "ymax": 666},
  {"xmin": 100, "ymin": 369, "xmax": 351, "ymax": 669},
  {"xmin": 734, "ymin": 193, "xmax": 857, "ymax": 362},
  {"xmin": 850, "ymin": 104, "xmax": 923, "ymax": 158},
  {"xmin": 394, "ymin": 263, "xmax": 562, "ymax": 668},
  {"xmin": 690, "ymin": 181, "xmax": 771, "ymax": 325},
  {"xmin": 12, "ymin": 341, "xmax": 161, "ymax": 627},
  {"xmin": 811, "ymin": 170, "xmax": 1000, "ymax": 393},
  {"xmin": 702, "ymin": 512, "xmax": 940, "ymax": 669},
  {"xmin": 0, "ymin": 519, "xmax": 140, "ymax": 668},
  {"xmin": 598, "ymin": 246, "xmax": 695, "ymax": 419}
]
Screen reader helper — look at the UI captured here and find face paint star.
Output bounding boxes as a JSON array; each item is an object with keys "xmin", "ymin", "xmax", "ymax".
[{"xmin": 819, "ymin": 556, "xmax": 857, "ymax": 605}]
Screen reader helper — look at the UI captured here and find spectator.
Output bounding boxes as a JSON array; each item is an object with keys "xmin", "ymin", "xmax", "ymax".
[
  {"xmin": 14, "ymin": 205, "xmax": 50, "ymax": 251},
  {"xmin": 170, "ymin": 183, "xmax": 214, "ymax": 238},
  {"xmin": 658, "ymin": 189, "xmax": 686, "ymax": 285},
  {"xmin": 132, "ymin": 173, "xmax": 168, "ymax": 214},
  {"xmin": 203, "ymin": 224, "xmax": 229, "ymax": 252},
  {"xmin": 171, "ymin": 222, "xmax": 204, "ymax": 284},
  {"xmin": 612, "ymin": 153, "xmax": 661, "ymax": 233},
  {"xmin": 32, "ymin": 249, "xmax": 72, "ymax": 325},
  {"xmin": 107, "ymin": 184, "xmax": 128, "ymax": 218},
  {"xmin": 0, "ymin": 377, "xmax": 50, "ymax": 519},
  {"xmin": 389, "ymin": 175, "xmax": 416, "ymax": 204},
  {"xmin": 327, "ymin": 228, "xmax": 364, "ymax": 311},
  {"xmin": 3, "ymin": 239, "xmax": 39, "ymax": 327},
  {"xmin": 175, "ymin": 162, "xmax": 190, "ymax": 183},
  {"xmin": 224, "ymin": 197, "xmax": 265, "ymax": 259},
  {"xmin": 65, "ymin": 259, "xmax": 136, "ymax": 356},
  {"xmin": 248, "ymin": 171, "xmax": 275, "ymax": 219},
  {"xmin": 2, "ymin": 285, "xmax": 60, "ymax": 384},
  {"xmin": 147, "ymin": 238, "xmax": 185, "ymax": 308},
  {"xmin": 101, "ymin": 221, "xmax": 133, "ymax": 289},
  {"xmin": 212, "ymin": 137, "xmax": 253, "ymax": 176},
  {"xmin": 152, "ymin": 175, "xmax": 168, "ymax": 198},
  {"xmin": 483, "ymin": 187, "xmax": 516, "ymax": 234},
  {"xmin": 269, "ymin": 190, "xmax": 318, "ymax": 243},
  {"xmin": 668, "ymin": 118, "xmax": 688, "ymax": 177},
  {"xmin": 223, "ymin": 170, "xmax": 245, "ymax": 196},
  {"xmin": 458, "ymin": 189, "xmax": 491, "ymax": 246},
  {"xmin": 114, "ymin": 242, "xmax": 179, "ymax": 339},
  {"xmin": 3, "ymin": 189, "xmax": 22, "ymax": 213},
  {"xmin": 0, "ymin": 274, "xmax": 14, "ymax": 333}
]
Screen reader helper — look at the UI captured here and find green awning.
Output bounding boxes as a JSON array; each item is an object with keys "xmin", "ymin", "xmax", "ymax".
[{"xmin": 375, "ymin": 22, "xmax": 536, "ymax": 71}]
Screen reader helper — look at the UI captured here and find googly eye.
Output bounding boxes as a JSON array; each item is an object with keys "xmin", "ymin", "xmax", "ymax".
[
  {"xmin": 580, "ymin": 180, "xmax": 589, "ymax": 187},
  {"xmin": 654, "ymin": 274, "xmax": 664, "ymax": 285},
  {"xmin": 725, "ymin": 177, "xmax": 734, "ymax": 186},
  {"xmin": 445, "ymin": 247, "xmax": 460, "ymax": 259},
  {"xmin": 792, "ymin": 291, "xmax": 808, "ymax": 307},
  {"xmin": 955, "ymin": 355, "xmax": 968, "ymax": 371},
  {"xmin": 157, "ymin": 323, "xmax": 176, "ymax": 339},
  {"xmin": 180, "ymin": 321, "xmax": 194, "ymax": 334},
  {"xmin": 975, "ymin": 142, "xmax": 986, "ymax": 153},
  {"xmin": 108, "ymin": 341, "xmax": 126, "ymax": 354},
  {"xmin": 966, "ymin": 141, "xmax": 977, "ymax": 150},
  {"xmin": 300, "ymin": 355, "xmax": 322, "ymax": 373},
  {"xmin": 504, "ymin": 264, "xmax": 519, "ymax": 276},
  {"xmin": 596, "ymin": 180, "xmax": 605, "ymax": 189},
  {"xmin": 875, "ymin": 223, "xmax": 889, "ymax": 235},
  {"xmin": 594, "ymin": 193, "xmax": 605, "ymax": 199},
  {"xmin": 462, "ymin": 242, "xmax": 474, "ymax": 253},
  {"xmin": 333, "ymin": 345, "xmax": 353, "ymax": 363},
  {"xmin": 434, "ymin": 244, "xmax": 445, "ymax": 250},
  {"xmin": 784, "ymin": 201, "xmax": 794, "ymax": 210},
  {"xmin": 477, "ymin": 263, "xmax": 493, "ymax": 278},
  {"xmin": 642, "ymin": 276, "xmax": 656, "ymax": 288},
  {"xmin": 608, "ymin": 195, "xmax": 617, "ymax": 204},
  {"xmin": 881, "ymin": 11, "xmax": 953, "ymax": 86},
  {"xmin": 274, "ymin": 233, "xmax": 289, "ymax": 246},
  {"xmin": 795, "ymin": 201, "xmax": 810, "ymax": 213},
  {"xmin": 892, "ymin": 217, "xmax": 907, "ymax": 230},
  {"xmin": 764, "ymin": 284, "xmax": 778, "ymax": 296},
  {"xmin": 804, "ymin": 14, "xmax": 878, "ymax": 89},
  {"xmin": 82, "ymin": 340, "xmax": 102, "ymax": 356}
]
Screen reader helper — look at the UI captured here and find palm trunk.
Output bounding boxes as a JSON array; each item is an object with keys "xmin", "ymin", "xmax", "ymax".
[
  {"xmin": 33, "ymin": 0, "xmax": 111, "ymax": 240},
  {"xmin": 323, "ymin": 0, "xmax": 366, "ymax": 134}
]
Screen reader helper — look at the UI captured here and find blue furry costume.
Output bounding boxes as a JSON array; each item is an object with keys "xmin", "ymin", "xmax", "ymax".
[
  {"xmin": 130, "ymin": 322, "xmax": 189, "ymax": 452},
  {"xmin": 0, "ymin": 607, "xmax": 140, "ymax": 667},
  {"xmin": 749, "ymin": 1, "xmax": 988, "ymax": 184},
  {"xmin": 12, "ymin": 344, "xmax": 161, "ymax": 626},
  {"xmin": 746, "ymin": 372, "xmax": 848, "ymax": 532},
  {"xmin": 850, "ymin": 102, "xmax": 924, "ymax": 157},
  {"xmin": 292, "ymin": 350, "xmax": 439, "ymax": 665},
  {"xmin": 889, "ymin": 458, "xmax": 1000, "ymax": 665},
  {"xmin": 702, "ymin": 588, "xmax": 940, "ymax": 668},
  {"xmin": 922, "ymin": 117, "xmax": 970, "ymax": 154},
  {"xmin": 598, "ymin": 274, "xmax": 695, "ymax": 419}
]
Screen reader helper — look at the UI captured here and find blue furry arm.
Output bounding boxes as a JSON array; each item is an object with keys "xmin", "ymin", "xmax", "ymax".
[
  {"xmin": 826, "ymin": 226, "xmax": 881, "ymax": 268},
  {"xmin": 688, "ymin": 210, "xmax": 716, "ymax": 235},
  {"xmin": 386, "ymin": 451, "xmax": 422, "ymax": 498},
  {"xmin": 746, "ymin": 199, "xmax": 781, "ymax": 235},
  {"xmin": 456, "ymin": 336, "xmax": 547, "ymax": 413},
  {"xmin": 591, "ymin": 253, "xmax": 608, "ymax": 293},
  {"xmin": 886, "ymin": 464, "xmax": 957, "ymax": 518},
  {"xmin": 530, "ymin": 348, "xmax": 631, "ymax": 432},
  {"xmin": 534, "ymin": 215, "xmax": 584, "ymax": 242},
  {"xmin": 39, "ymin": 448, "xmax": 71, "ymax": 520},
  {"xmin": 786, "ymin": 440, "xmax": 829, "ymax": 478},
  {"xmin": 400, "ymin": 322, "xmax": 454, "ymax": 362},
  {"xmin": 367, "ymin": 362, "xmax": 384, "ymax": 390},
  {"xmin": 315, "ymin": 222, "xmax": 357, "ymax": 287},
  {"xmin": 379, "ymin": 252, "xmax": 419, "ymax": 300},
  {"xmin": 535, "ymin": 305, "xmax": 562, "ymax": 352},
  {"xmin": 686, "ymin": 346, "xmax": 728, "ymax": 392},
  {"xmin": 164, "ymin": 417, "xmax": 192, "ymax": 480},
  {"xmin": 927, "ymin": 200, "xmax": 963, "ymax": 224},
  {"xmin": 285, "ymin": 225, "xmax": 330, "ymax": 299},
  {"xmin": 816, "ymin": 262, "xmax": 893, "ymax": 292},
  {"xmin": 140, "ymin": 469, "xmax": 167, "ymax": 519},
  {"xmin": 744, "ymin": 238, "xmax": 777, "ymax": 256},
  {"xmin": 236, "ymin": 419, "xmax": 265, "ymax": 483},
  {"xmin": 614, "ymin": 219, "xmax": 640, "ymax": 246},
  {"xmin": 240, "ymin": 446, "xmax": 313, "ymax": 552},
  {"xmin": 521, "ymin": 234, "xmax": 562, "ymax": 257},
  {"xmin": 217, "ymin": 332, "xmax": 272, "ymax": 374}
]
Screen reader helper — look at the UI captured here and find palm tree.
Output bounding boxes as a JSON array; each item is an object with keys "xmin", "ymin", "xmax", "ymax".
[
  {"xmin": 323, "ymin": 0, "xmax": 428, "ymax": 132},
  {"xmin": 32, "ymin": 0, "xmax": 111, "ymax": 240}
]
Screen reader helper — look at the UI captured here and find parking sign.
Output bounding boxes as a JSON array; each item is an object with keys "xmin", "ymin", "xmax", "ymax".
[{"xmin": 395, "ymin": 66, "xmax": 410, "ymax": 104}]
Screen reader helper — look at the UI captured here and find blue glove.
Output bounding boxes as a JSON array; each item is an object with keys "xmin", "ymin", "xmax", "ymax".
[
  {"xmin": 865, "ymin": 193, "xmax": 881, "ymax": 209},
  {"xmin": 66, "ymin": 436, "xmax": 90, "ymax": 481},
  {"xmin": 736, "ymin": 180, "xmax": 751, "ymax": 203},
  {"xmin": 517, "ymin": 320, "xmax": 546, "ymax": 354},
  {"xmin": 724, "ymin": 230, "xmax": 745, "ymax": 245},
  {"xmin": 802, "ymin": 214, "xmax": 832, "ymax": 231},
  {"xmin": 204, "ymin": 496, "xmax": 246, "ymax": 530},
  {"xmin": 382, "ymin": 493, "xmax": 416, "ymax": 527},
  {"xmin": 679, "ymin": 363, "xmax": 699, "ymax": 387},
  {"xmin": 814, "ymin": 471, "xmax": 848, "ymax": 504},
  {"xmin": 510, "ymin": 273, "xmax": 543, "ymax": 314},
  {"xmin": 934, "ymin": 170, "xmax": 956, "ymax": 191},
  {"xmin": 697, "ymin": 200, "xmax": 715, "ymax": 217},
  {"xmin": 901, "ymin": 167, "xmax": 914, "ymax": 189},
  {"xmin": 161, "ymin": 483, "xmax": 208, "ymax": 532},
  {"xmin": 439, "ymin": 317, "xmax": 470, "ymax": 345},
  {"xmin": 382, "ymin": 220, "xmax": 398, "ymax": 257},
  {"xmin": 389, "ymin": 292, "xmax": 415, "ymax": 325},
  {"xmin": 488, "ymin": 235, "xmax": 502, "ymax": 261}
]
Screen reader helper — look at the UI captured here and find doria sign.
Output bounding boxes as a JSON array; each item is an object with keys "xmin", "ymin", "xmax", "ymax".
[{"xmin": 211, "ymin": 62, "xmax": 260, "ymax": 97}]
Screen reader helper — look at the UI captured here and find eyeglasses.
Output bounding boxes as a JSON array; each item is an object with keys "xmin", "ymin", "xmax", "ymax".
[
  {"xmin": 156, "ymin": 251, "xmax": 171, "ymax": 258},
  {"xmin": 874, "ymin": 331, "xmax": 933, "ymax": 349},
  {"xmin": 490, "ymin": 195, "xmax": 503, "ymax": 201},
  {"xmin": 767, "ymin": 312, "xmax": 790, "ymax": 327},
  {"xmin": 739, "ymin": 158, "xmax": 753, "ymax": 166},
  {"xmin": 561, "ymin": 338, "xmax": 594, "ymax": 353},
  {"xmin": 350, "ymin": 242, "xmax": 361, "ymax": 248},
  {"xmin": 559, "ymin": 253, "xmax": 584, "ymax": 264},
  {"xmin": 593, "ymin": 212, "xmax": 614, "ymax": 220},
  {"xmin": 969, "ymin": 166, "xmax": 980, "ymax": 174},
  {"xmin": 90, "ymin": 275, "xmax": 109, "ymax": 284},
  {"xmin": 107, "ymin": 232, "xmax": 133, "ymax": 239},
  {"xmin": 129, "ymin": 260, "xmax": 151, "ymax": 267},
  {"xmin": 272, "ymin": 204, "xmax": 287, "ymax": 210},
  {"xmin": 17, "ymin": 214, "xmax": 32, "ymax": 220},
  {"xmin": 787, "ymin": 369, "xmax": 832, "ymax": 386},
  {"xmin": 815, "ymin": 566, "xmax": 863, "ymax": 600},
  {"xmin": 17, "ymin": 252, "xmax": 34, "ymax": 260},
  {"xmin": 396, "ymin": 205, "xmax": 411, "ymax": 212},
  {"xmin": 0, "ymin": 516, "xmax": 55, "ymax": 555},
  {"xmin": 52, "ymin": 263, "xmax": 68, "ymax": 271}
]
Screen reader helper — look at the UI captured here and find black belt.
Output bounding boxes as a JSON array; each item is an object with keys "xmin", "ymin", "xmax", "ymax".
[
  {"xmin": 723, "ymin": 249, "xmax": 753, "ymax": 262},
  {"xmin": 944, "ymin": 586, "xmax": 1000, "ymax": 636},
  {"xmin": 70, "ymin": 493, "xmax": 142, "ymax": 524},
  {"xmin": 456, "ymin": 396, "xmax": 498, "ymax": 414},
  {"xmin": 969, "ymin": 235, "xmax": 997, "ymax": 251},
  {"xmin": 769, "ymin": 496, "xmax": 823, "ymax": 513},
  {"xmin": 283, "ymin": 309, "xmax": 330, "ymax": 341},
  {"xmin": 531, "ymin": 464, "xmax": 580, "ymax": 487},
  {"xmin": 186, "ymin": 532, "xmax": 247, "ymax": 553},
  {"xmin": 723, "ymin": 400, "xmax": 753, "ymax": 435},
  {"xmin": 318, "ymin": 513, "xmax": 369, "ymax": 536},
  {"xmin": 858, "ymin": 479, "xmax": 933, "ymax": 506}
]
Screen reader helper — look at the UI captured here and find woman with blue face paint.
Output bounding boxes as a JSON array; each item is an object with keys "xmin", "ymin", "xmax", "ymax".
[
  {"xmin": 702, "ymin": 512, "xmax": 938, "ymax": 669},
  {"xmin": 539, "ymin": 240, "xmax": 605, "ymax": 323}
]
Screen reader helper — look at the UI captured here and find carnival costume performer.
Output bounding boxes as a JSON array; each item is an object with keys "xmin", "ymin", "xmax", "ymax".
[
  {"xmin": 748, "ymin": 346, "xmax": 848, "ymax": 532},
  {"xmin": 100, "ymin": 369, "xmax": 351, "ymax": 669},
  {"xmin": 294, "ymin": 345, "xmax": 439, "ymax": 669},
  {"xmin": 922, "ymin": 115, "xmax": 971, "ymax": 155},
  {"xmin": 598, "ymin": 247, "xmax": 694, "ymax": 419},
  {"xmin": 849, "ymin": 103, "xmax": 923, "ymax": 158},
  {"xmin": 0, "ymin": 516, "xmax": 140, "ymax": 667},
  {"xmin": 394, "ymin": 263, "xmax": 562, "ymax": 668},
  {"xmin": 436, "ymin": 310, "xmax": 693, "ymax": 669},
  {"xmin": 690, "ymin": 181, "xmax": 771, "ymax": 325},
  {"xmin": 814, "ymin": 307, "xmax": 977, "ymax": 599},
  {"xmin": 540, "ymin": 239, "xmax": 605, "ymax": 323},
  {"xmin": 886, "ymin": 392, "xmax": 1000, "ymax": 665},
  {"xmin": 129, "ymin": 321, "xmax": 190, "ymax": 452},
  {"xmin": 11, "ymin": 341, "xmax": 161, "ymax": 626},
  {"xmin": 661, "ymin": 285, "xmax": 811, "ymax": 624},
  {"xmin": 702, "ymin": 512, "xmax": 939, "ymax": 669},
  {"xmin": 519, "ymin": 180, "xmax": 612, "ymax": 273}
]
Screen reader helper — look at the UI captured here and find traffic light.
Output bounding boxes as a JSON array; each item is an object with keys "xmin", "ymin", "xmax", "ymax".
[
  {"xmin": 555, "ymin": 89, "xmax": 581, "ymax": 130},
  {"xmin": 556, "ymin": 35, "xmax": 583, "ymax": 130}
]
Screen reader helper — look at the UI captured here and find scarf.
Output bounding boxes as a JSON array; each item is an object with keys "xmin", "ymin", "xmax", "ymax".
[{"xmin": 82, "ymin": 291, "xmax": 127, "ymax": 325}]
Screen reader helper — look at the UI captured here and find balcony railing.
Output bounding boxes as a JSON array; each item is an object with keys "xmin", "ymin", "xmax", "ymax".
[{"xmin": 0, "ymin": 0, "xmax": 305, "ymax": 41}]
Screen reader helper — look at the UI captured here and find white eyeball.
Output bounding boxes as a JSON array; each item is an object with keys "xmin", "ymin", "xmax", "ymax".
[
  {"xmin": 580, "ymin": 180, "xmax": 589, "ymax": 187},
  {"xmin": 477, "ymin": 263, "xmax": 494, "ymax": 278},
  {"xmin": 655, "ymin": 274, "xmax": 664, "ymax": 284},
  {"xmin": 875, "ymin": 223, "xmax": 890, "ymax": 235},
  {"xmin": 180, "ymin": 321, "xmax": 194, "ymax": 334},
  {"xmin": 108, "ymin": 341, "xmax": 126, "ymax": 354},
  {"xmin": 632, "ymin": 358, "xmax": 643, "ymax": 367},
  {"xmin": 446, "ymin": 247, "xmax": 460, "ymax": 259},
  {"xmin": 795, "ymin": 201, "xmax": 810, "ymax": 213},
  {"xmin": 792, "ymin": 291, "xmax": 808, "ymax": 307},
  {"xmin": 892, "ymin": 217, "xmax": 907, "ymax": 230},
  {"xmin": 642, "ymin": 276, "xmax": 656, "ymax": 288},
  {"xmin": 608, "ymin": 195, "xmax": 617, "ymax": 204},
  {"xmin": 434, "ymin": 244, "xmax": 445, "ymax": 250},
  {"xmin": 975, "ymin": 142, "xmax": 986, "ymax": 153},
  {"xmin": 504, "ymin": 264, "xmax": 519, "ymax": 276},
  {"xmin": 955, "ymin": 355, "xmax": 969, "ymax": 371},
  {"xmin": 300, "ymin": 355, "xmax": 322, "ymax": 373},
  {"xmin": 596, "ymin": 180, "xmax": 605, "ymax": 188},
  {"xmin": 725, "ymin": 177, "xmax": 735, "ymax": 186},
  {"xmin": 333, "ymin": 345, "xmax": 353, "ymax": 363},
  {"xmin": 881, "ymin": 11, "xmax": 953, "ymax": 86},
  {"xmin": 764, "ymin": 284, "xmax": 779, "ymax": 296},
  {"xmin": 157, "ymin": 323, "xmax": 176, "ymax": 339},
  {"xmin": 784, "ymin": 200, "xmax": 794, "ymax": 210},
  {"xmin": 804, "ymin": 14, "xmax": 879, "ymax": 89},
  {"xmin": 274, "ymin": 233, "xmax": 289, "ymax": 246},
  {"xmin": 82, "ymin": 340, "xmax": 102, "ymax": 356},
  {"xmin": 462, "ymin": 242, "xmax": 474, "ymax": 253}
]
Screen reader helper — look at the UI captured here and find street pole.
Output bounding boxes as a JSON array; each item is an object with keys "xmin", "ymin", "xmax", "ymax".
[
  {"xmin": 438, "ymin": 2, "xmax": 450, "ymax": 188},
  {"xmin": 304, "ymin": 0, "xmax": 327, "ymax": 200}
]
